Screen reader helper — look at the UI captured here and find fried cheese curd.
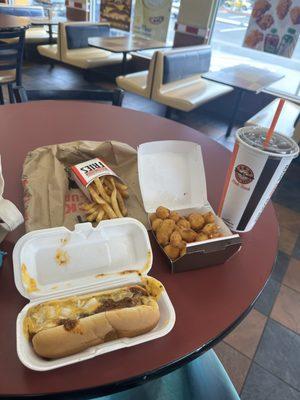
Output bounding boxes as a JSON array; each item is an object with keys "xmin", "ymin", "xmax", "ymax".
[{"xmin": 151, "ymin": 207, "xmax": 224, "ymax": 261}]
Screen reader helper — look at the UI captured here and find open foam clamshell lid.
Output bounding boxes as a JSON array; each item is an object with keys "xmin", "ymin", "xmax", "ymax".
[
  {"xmin": 13, "ymin": 218, "xmax": 153, "ymax": 301},
  {"xmin": 137, "ymin": 140, "xmax": 208, "ymax": 213},
  {"xmin": 14, "ymin": 218, "xmax": 176, "ymax": 372}
]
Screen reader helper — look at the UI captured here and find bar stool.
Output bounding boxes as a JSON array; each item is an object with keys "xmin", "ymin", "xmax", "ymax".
[{"xmin": 0, "ymin": 28, "xmax": 25, "ymax": 104}]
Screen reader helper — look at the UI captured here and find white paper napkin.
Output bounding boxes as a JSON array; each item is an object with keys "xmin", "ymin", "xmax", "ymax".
[{"xmin": 0, "ymin": 156, "xmax": 24, "ymax": 236}]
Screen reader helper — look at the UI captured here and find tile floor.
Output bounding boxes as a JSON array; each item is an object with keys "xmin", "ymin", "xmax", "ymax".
[
  {"xmin": 6, "ymin": 61, "xmax": 300, "ymax": 399},
  {"xmin": 215, "ymin": 157, "xmax": 300, "ymax": 399}
]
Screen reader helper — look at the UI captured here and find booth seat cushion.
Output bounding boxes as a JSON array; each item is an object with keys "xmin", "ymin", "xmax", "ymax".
[
  {"xmin": 155, "ymin": 75, "xmax": 233, "ymax": 112},
  {"xmin": 116, "ymin": 71, "xmax": 148, "ymax": 97},
  {"xmin": 66, "ymin": 24, "xmax": 110, "ymax": 49},
  {"xmin": 246, "ymin": 98, "xmax": 300, "ymax": 138},
  {"xmin": 0, "ymin": 69, "xmax": 16, "ymax": 84},
  {"xmin": 0, "ymin": 6, "xmax": 44, "ymax": 17},
  {"xmin": 26, "ymin": 27, "xmax": 55, "ymax": 43},
  {"xmin": 163, "ymin": 47, "xmax": 211, "ymax": 84},
  {"xmin": 0, "ymin": 27, "xmax": 51, "ymax": 44},
  {"xmin": 64, "ymin": 48, "xmax": 125, "ymax": 69},
  {"xmin": 38, "ymin": 44, "xmax": 60, "ymax": 61}
]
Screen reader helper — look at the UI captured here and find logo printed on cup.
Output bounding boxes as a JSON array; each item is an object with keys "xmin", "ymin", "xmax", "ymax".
[
  {"xmin": 220, "ymin": 127, "xmax": 299, "ymax": 232},
  {"xmin": 149, "ymin": 16, "xmax": 164, "ymax": 24},
  {"xmin": 234, "ymin": 164, "xmax": 255, "ymax": 185}
]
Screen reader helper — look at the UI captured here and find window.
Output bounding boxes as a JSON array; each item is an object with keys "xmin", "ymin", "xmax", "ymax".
[
  {"xmin": 90, "ymin": 0, "xmax": 180, "ymax": 42},
  {"xmin": 168, "ymin": 0, "xmax": 180, "ymax": 43},
  {"xmin": 210, "ymin": 0, "xmax": 300, "ymax": 98},
  {"xmin": 28, "ymin": 0, "xmax": 66, "ymax": 18}
]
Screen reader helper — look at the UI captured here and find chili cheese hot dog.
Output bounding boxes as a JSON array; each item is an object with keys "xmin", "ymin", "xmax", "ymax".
[{"xmin": 23, "ymin": 277, "xmax": 163, "ymax": 359}]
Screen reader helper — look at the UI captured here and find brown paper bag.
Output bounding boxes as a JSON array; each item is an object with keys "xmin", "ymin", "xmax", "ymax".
[{"xmin": 22, "ymin": 140, "xmax": 148, "ymax": 232}]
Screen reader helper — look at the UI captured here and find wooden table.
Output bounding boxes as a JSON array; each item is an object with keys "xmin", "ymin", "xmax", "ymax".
[
  {"xmin": 30, "ymin": 17, "xmax": 66, "ymax": 44},
  {"xmin": 0, "ymin": 14, "xmax": 29, "ymax": 31},
  {"xmin": 0, "ymin": 101, "xmax": 278, "ymax": 399},
  {"xmin": 88, "ymin": 35, "xmax": 168, "ymax": 74},
  {"xmin": 203, "ymin": 64, "xmax": 284, "ymax": 137}
]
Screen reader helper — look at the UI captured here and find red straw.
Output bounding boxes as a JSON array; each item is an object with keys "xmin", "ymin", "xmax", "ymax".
[
  {"xmin": 263, "ymin": 98, "xmax": 285, "ymax": 148},
  {"xmin": 218, "ymin": 141, "xmax": 239, "ymax": 216}
]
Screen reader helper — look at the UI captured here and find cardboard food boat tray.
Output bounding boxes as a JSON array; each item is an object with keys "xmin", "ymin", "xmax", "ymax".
[{"xmin": 138, "ymin": 140, "xmax": 242, "ymax": 272}]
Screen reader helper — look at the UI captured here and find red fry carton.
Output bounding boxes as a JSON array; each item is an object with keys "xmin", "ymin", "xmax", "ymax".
[{"xmin": 71, "ymin": 157, "xmax": 119, "ymax": 200}]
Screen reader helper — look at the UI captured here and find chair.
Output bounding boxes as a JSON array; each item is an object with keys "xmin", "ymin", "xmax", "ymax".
[
  {"xmin": 246, "ymin": 98, "xmax": 300, "ymax": 142},
  {"xmin": 0, "ymin": 5, "xmax": 52, "ymax": 44},
  {"xmin": 13, "ymin": 87, "xmax": 124, "ymax": 107},
  {"xmin": 151, "ymin": 46, "xmax": 233, "ymax": 115},
  {"xmin": 60, "ymin": 22, "xmax": 124, "ymax": 69},
  {"xmin": 93, "ymin": 350, "xmax": 240, "ymax": 400},
  {"xmin": 0, "ymin": 29, "xmax": 25, "ymax": 105},
  {"xmin": 116, "ymin": 51, "xmax": 158, "ymax": 99}
]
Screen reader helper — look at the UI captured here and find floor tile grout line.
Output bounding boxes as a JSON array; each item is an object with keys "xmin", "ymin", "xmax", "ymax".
[
  {"xmin": 215, "ymin": 341, "xmax": 252, "ymax": 395},
  {"xmin": 218, "ymin": 341, "xmax": 252, "ymax": 362},
  {"xmin": 250, "ymin": 361, "xmax": 300, "ymax": 394},
  {"xmin": 250, "ymin": 317, "xmax": 300, "ymax": 393},
  {"xmin": 216, "ymin": 326, "xmax": 269, "ymax": 395},
  {"xmin": 267, "ymin": 275, "xmax": 300, "ymax": 335},
  {"xmin": 241, "ymin": 276, "xmax": 295, "ymax": 394},
  {"xmin": 279, "ymin": 281, "xmax": 300, "ymax": 296},
  {"xmin": 268, "ymin": 316, "xmax": 300, "ymax": 338},
  {"xmin": 291, "ymin": 234, "xmax": 300, "ymax": 258},
  {"xmin": 268, "ymin": 278, "xmax": 283, "ymax": 319},
  {"xmin": 239, "ymin": 315, "xmax": 270, "ymax": 396}
]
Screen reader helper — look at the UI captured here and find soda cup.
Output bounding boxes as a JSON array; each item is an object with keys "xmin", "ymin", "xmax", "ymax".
[{"xmin": 220, "ymin": 126, "xmax": 299, "ymax": 232}]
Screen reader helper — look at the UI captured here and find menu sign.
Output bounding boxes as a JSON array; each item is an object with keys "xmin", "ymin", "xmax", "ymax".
[
  {"xmin": 100, "ymin": 0, "xmax": 132, "ymax": 32},
  {"xmin": 243, "ymin": 0, "xmax": 300, "ymax": 58},
  {"xmin": 133, "ymin": 0, "xmax": 172, "ymax": 41}
]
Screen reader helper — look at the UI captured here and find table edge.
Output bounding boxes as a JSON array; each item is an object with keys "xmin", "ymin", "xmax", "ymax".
[
  {"xmin": 0, "ymin": 103, "xmax": 279, "ymax": 398},
  {"xmin": 2, "ymin": 224, "xmax": 278, "ymax": 399}
]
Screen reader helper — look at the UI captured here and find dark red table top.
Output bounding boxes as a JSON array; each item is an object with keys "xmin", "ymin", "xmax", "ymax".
[{"xmin": 0, "ymin": 101, "xmax": 278, "ymax": 398}]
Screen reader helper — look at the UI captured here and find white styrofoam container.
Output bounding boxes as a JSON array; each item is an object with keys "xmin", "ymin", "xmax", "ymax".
[
  {"xmin": 13, "ymin": 218, "xmax": 175, "ymax": 371},
  {"xmin": 138, "ymin": 141, "xmax": 241, "ymax": 272}
]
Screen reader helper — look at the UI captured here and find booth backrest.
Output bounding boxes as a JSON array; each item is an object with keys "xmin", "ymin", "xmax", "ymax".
[
  {"xmin": 65, "ymin": 24, "xmax": 110, "ymax": 49},
  {"xmin": 151, "ymin": 45, "xmax": 212, "ymax": 97},
  {"xmin": 0, "ymin": 5, "xmax": 45, "ymax": 17},
  {"xmin": 60, "ymin": 22, "xmax": 111, "ymax": 63},
  {"xmin": 162, "ymin": 46, "xmax": 211, "ymax": 84}
]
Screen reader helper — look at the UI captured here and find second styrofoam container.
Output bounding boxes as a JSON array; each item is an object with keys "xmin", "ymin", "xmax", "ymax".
[{"xmin": 13, "ymin": 218, "xmax": 175, "ymax": 371}]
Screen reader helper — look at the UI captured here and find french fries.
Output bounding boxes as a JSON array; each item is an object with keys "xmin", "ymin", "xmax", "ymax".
[
  {"xmin": 88, "ymin": 185, "xmax": 105, "ymax": 205},
  {"xmin": 82, "ymin": 176, "xmax": 129, "ymax": 223},
  {"xmin": 94, "ymin": 177, "xmax": 111, "ymax": 204},
  {"xmin": 109, "ymin": 177, "xmax": 123, "ymax": 218},
  {"xmin": 116, "ymin": 190, "xmax": 127, "ymax": 216},
  {"xmin": 96, "ymin": 207, "xmax": 105, "ymax": 223}
]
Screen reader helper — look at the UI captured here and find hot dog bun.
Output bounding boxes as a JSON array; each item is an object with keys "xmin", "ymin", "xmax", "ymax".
[{"xmin": 32, "ymin": 299, "xmax": 160, "ymax": 359}]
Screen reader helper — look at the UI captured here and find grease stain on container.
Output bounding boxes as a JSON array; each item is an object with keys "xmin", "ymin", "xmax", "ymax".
[
  {"xmin": 55, "ymin": 249, "xmax": 70, "ymax": 267},
  {"xmin": 21, "ymin": 264, "xmax": 39, "ymax": 293}
]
